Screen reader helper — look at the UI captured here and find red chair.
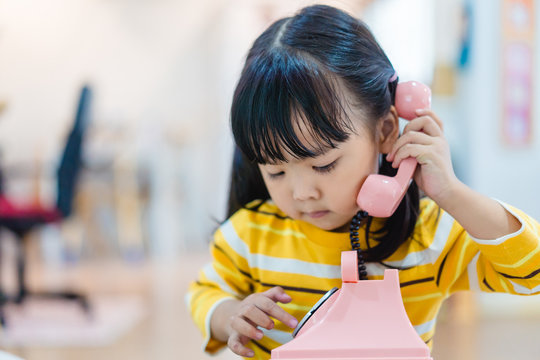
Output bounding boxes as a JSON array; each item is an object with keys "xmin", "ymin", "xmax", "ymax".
[{"xmin": 0, "ymin": 86, "xmax": 92, "ymax": 326}]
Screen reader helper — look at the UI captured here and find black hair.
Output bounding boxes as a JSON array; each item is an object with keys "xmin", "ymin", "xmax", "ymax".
[{"xmin": 227, "ymin": 5, "xmax": 419, "ymax": 262}]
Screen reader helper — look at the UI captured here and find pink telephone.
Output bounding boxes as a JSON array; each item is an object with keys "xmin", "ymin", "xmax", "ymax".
[
  {"xmin": 271, "ymin": 252, "xmax": 433, "ymax": 360},
  {"xmin": 356, "ymin": 81, "xmax": 431, "ymax": 217}
]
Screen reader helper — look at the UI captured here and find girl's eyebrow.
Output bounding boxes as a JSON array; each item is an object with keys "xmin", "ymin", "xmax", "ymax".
[
  {"xmin": 260, "ymin": 140, "xmax": 342, "ymax": 165},
  {"xmin": 310, "ymin": 143, "xmax": 341, "ymax": 157},
  {"xmin": 299, "ymin": 145, "xmax": 340, "ymax": 161},
  {"xmin": 305, "ymin": 147, "xmax": 327, "ymax": 157},
  {"xmin": 262, "ymin": 146, "xmax": 339, "ymax": 166}
]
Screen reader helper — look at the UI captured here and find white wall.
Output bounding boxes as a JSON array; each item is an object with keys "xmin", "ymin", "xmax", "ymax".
[
  {"xmin": 459, "ymin": 1, "xmax": 540, "ymax": 220},
  {"xmin": 0, "ymin": 0, "xmax": 221, "ymax": 156},
  {"xmin": 362, "ymin": 0, "xmax": 436, "ymax": 85},
  {"xmin": 0, "ymin": 0, "xmax": 233, "ymax": 255}
]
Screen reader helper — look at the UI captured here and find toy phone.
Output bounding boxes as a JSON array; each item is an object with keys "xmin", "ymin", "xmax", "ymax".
[
  {"xmin": 356, "ymin": 81, "xmax": 431, "ymax": 218},
  {"xmin": 274, "ymin": 252, "xmax": 433, "ymax": 359}
]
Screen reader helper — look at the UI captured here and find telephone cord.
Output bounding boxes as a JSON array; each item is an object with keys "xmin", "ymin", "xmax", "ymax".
[{"xmin": 349, "ymin": 210, "xmax": 369, "ymax": 280}]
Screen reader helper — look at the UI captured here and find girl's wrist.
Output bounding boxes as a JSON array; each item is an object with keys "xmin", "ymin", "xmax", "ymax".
[
  {"xmin": 211, "ymin": 299, "xmax": 240, "ymax": 342},
  {"xmin": 431, "ymin": 177, "xmax": 468, "ymax": 214}
]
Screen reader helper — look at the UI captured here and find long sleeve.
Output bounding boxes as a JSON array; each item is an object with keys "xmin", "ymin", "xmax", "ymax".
[
  {"xmin": 433, "ymin": 200, "xmax": 540, "ymax": 295},
  {"xmin": 186, "ymin": 218, "xmax": 255, "ymax": 353},
  {"xmin": 185, "ymin": 198, "xmax": 540, "ymax": 358}
]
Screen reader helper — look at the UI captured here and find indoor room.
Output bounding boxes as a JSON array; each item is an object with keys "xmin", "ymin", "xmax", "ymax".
[{"xmin": 0, "ymin": 0, "xmax": 538, "ymax": 359}]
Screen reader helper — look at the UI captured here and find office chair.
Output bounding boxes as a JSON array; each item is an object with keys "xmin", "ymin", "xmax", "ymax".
[{"xmin": 0, "ymin": 85, "xmax": 92, "ymax": 326}]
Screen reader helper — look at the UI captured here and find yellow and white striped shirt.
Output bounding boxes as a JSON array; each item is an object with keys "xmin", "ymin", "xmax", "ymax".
[{"xmin": 186, "ymin": 198, "xmax": 540, "ymax": 359}]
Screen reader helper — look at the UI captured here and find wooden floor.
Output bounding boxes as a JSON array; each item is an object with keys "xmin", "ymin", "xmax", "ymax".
[{"xmin": 2, "ymin": 251, "xmax": 540, "ymax": 360}]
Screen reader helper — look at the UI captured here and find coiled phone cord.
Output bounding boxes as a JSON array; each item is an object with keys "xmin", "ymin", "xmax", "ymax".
[{"xmin": 349, "ymin": 210, "xmax": 369, "ymax": 280}]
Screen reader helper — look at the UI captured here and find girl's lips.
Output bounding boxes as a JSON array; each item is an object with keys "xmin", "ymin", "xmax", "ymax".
[{"xmin": 306, "ymin": 210, "xmax": 329, "ymax": 219}]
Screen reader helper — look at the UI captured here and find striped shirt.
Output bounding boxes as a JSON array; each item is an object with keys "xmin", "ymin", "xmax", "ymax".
[{"xmin": 186, "ymin": 198, "xmax": 540, "ymax": 359}]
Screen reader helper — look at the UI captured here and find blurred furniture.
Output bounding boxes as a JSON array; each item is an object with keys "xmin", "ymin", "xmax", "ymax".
[{"xmin": 0, "ymin": 86, "xmax": 92, "ymax": 326}]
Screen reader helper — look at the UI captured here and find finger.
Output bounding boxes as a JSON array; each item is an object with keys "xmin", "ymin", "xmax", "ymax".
[
  {"xmin": 231, "ymin": 315, "xmax": 265, "ymax": 340},
  {"xmin": 257, "ymin": 291, "xmax": 298, "ymax": 328},
  {"xmin": 238, "ymin": 303, "xmax": 275, "ymax": 330},
  {"xmin": 403, "ymin": 115, "xmax": 443, "ymax": 137},
  {"xmin": 387, "ymin": 131, "xmax": 433, "ymax": 161},
  {"xmin": 391, "ymin": 143, "xmax": 432, "ymax": 168},
  {"xmin": 263, "ymin": 286, "xmax": 293, "ymax": 304},
  {"xmin": 228, "ymin": 333, "xmax": 255, "ymax": 358},
  {"xmin": 414, "ymin": 109, "xmax": 444, "ymax": 132}
]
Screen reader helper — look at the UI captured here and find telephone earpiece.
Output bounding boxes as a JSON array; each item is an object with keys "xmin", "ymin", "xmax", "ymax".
[{"xmin": 356, "ymin": 81, "xmax": 431, "ymax": 217}]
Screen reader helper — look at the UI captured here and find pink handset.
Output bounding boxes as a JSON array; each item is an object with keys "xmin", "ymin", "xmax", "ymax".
[{"xmin": 356, "ymin": 81, "xmax": 431, "ymax": 217}]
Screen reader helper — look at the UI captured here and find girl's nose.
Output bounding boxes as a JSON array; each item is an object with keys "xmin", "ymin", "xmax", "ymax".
[{"xmin": 292, "ymin": 179, "xmax": 321, "ymax": 201}]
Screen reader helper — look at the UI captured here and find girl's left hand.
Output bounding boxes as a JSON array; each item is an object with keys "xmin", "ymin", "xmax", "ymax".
[{"xmin": 386, "ymin": 109, "xmax": 459, "ymax": 205}]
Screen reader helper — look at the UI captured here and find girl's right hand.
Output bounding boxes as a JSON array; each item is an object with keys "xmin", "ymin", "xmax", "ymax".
[{"xmin": 226, "ymin": 286, "xmax": 298, "ymax": 357}]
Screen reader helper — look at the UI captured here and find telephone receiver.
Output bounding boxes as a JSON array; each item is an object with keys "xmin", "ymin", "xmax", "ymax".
[{"xmin": 356, "ymin": 81, "xmax": 432, "ymax": 218}]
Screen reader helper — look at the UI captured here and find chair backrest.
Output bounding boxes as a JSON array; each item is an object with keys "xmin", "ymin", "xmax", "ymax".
[{"xmin": 56, "ymin": 85, "xmax": 92, "ymax": 218}]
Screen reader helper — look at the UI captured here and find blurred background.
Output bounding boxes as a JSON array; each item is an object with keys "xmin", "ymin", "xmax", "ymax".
[{"xmin": 0, "ymin": 0, "xmax": 538, "ymax": 359}]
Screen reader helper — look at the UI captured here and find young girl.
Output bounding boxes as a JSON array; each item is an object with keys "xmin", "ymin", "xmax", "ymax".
[{"xmin": 187, "ymin": 5, "xmax": 540, "ymax": 359}]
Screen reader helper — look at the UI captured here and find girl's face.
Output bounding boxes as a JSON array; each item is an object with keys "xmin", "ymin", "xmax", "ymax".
[{"xmin": 258, "ymin": 107, "xmax": 399, "ymax": 232}]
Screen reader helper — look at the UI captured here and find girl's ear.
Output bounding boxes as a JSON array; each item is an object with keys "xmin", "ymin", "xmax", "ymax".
[{"xmin": 377, "ymin": 105, "xmax": 400, "ymax": 154}]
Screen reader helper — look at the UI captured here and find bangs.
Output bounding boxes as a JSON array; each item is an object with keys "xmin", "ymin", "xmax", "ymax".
[{"xmin": 231, "ymin": 50, "xmax": 356, "ymax": 164}]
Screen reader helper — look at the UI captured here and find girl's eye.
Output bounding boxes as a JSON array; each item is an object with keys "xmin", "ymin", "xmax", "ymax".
[
  {"xmin": 268, "ymin": 171, "xmax": 285, "ymax": 179},
  {"xmin": 313, "ymin": 160, "xmax": 337, "ymax": 174}
]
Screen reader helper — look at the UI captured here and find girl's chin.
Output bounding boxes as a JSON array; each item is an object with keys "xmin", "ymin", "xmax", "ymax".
[{"xmin": 304, "ymin": 214, "xmax": 351, "ymax": 233}]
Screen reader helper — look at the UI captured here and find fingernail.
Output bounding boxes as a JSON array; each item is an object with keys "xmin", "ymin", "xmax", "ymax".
[
  {"xmin": 255, "ymin": 331, "xmax": 263, "ymax": 340},
  {"xmin": 247, "ymin": 351, "xmax": 254, "ymax": 357},
  {"xmin": 289, "ymin": 318, "xmax": 298, "ymax": 328}
]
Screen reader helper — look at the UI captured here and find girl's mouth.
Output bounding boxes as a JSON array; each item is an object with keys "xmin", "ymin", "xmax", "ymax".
[{"xmin": 306, "ymin": 210, "xmax": 329, "ymax": 219}]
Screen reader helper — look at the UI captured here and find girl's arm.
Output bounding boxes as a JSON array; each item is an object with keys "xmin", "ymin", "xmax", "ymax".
[
  {"xmin": 387, "ymin": 108, "xmax": 521, "ymax": 239},
  {"xmin": 421, "ymin": 197, "xmax": 540, "ymax": 297},
  {"xmin": 436, "ymin": 180, "xmax": 521, "ymax": 240},
  {"xmin": 187, "ymin": 213, "xmax": 297, "ymax": 357},
  {"xmin": 387, "ymin": 108, "xmax": 539, "ymax": 297}
]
